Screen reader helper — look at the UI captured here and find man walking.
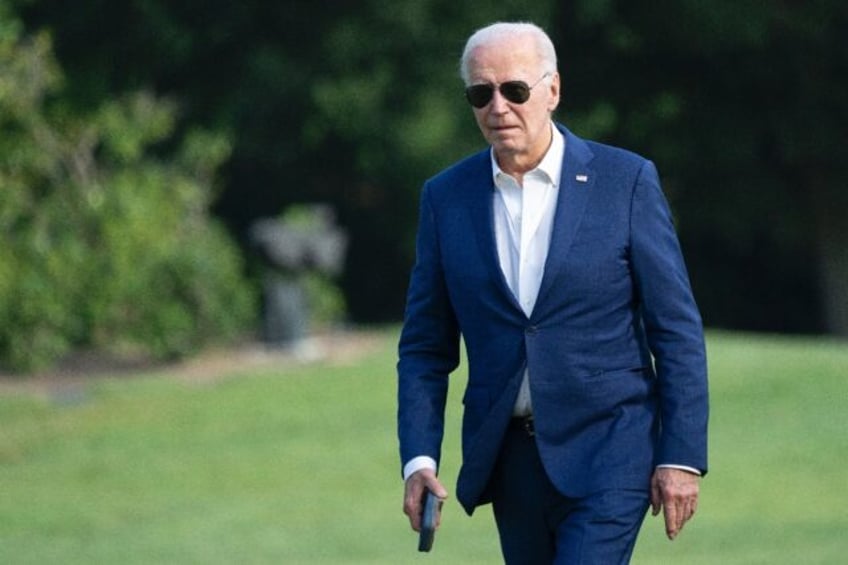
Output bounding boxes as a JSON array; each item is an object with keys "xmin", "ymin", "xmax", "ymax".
[{"xmin": 398, "ymin": 21, "xmax": 708, "ymax": 563}]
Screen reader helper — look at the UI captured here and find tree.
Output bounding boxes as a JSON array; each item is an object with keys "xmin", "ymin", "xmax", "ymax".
[
  {"xmin": 555, "ymin": 0, "xmax": 848, "ymax": 335},
  {"xmin": 0, "ymin": 6, "xmax": 254, "ymax": 371}
]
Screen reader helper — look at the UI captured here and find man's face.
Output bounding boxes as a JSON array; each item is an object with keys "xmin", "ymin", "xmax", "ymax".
[{"xmin": 466, "ymin": 35, "xmax": 560, "ymax": 173}]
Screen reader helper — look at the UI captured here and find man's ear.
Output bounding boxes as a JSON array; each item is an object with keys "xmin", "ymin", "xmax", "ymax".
[{"xmin": 548, "ymin": 72, "xmax": 561, "ymax": 112}]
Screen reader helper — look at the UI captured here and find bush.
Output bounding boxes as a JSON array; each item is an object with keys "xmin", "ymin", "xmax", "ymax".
[{"xmin": 0, "ymin": 18, "xmax": 255, "ymax": 372}]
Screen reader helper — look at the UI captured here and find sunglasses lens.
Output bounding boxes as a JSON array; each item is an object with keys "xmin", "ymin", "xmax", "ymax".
[
  {"xmin": 465, "ymin": 80, "xmax": 535, "ymax": 107},
  {"xmin": 500, "ymin": 81, "xmax": 531, "ymax": 104},
  {"xmin": 465, "ymin": 85, "xmax": 493, "ymax": 108}
]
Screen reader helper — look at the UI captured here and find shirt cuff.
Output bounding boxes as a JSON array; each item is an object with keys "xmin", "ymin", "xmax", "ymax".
[
  {"xmin": 403, "ymin": 456, "xmax": 437, "ymax": 481},
  {"xmin": 657, "ymin": 464, "xmax": 702, "ymax": 476}
]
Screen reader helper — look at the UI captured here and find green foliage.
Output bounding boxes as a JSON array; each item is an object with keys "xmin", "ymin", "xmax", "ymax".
[
  {"xmin": 297, "ymin": 273, "xmax": 346, "ymax": 329},
  {"xmin": 0, "ymin": 17, "xmax": 254, "ymax": 372}
]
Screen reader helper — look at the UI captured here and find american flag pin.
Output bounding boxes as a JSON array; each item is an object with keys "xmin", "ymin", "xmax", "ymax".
[{"xmin": 576, "ymin": 174, "xmax": 588, "ymax": 182}]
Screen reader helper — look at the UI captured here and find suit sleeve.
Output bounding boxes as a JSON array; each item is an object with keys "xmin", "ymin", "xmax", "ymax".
[
  {"xmin": 630, "ymin": 161, "xmax": 709, "ymax": 474},
  {"xmin": 397, "ymin": 183, "xmax": 461, "ymax": 475}
]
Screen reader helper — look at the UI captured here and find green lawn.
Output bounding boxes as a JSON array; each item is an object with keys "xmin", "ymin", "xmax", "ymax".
[{"xmin": 1, "ymin": 329, "xmax": 846, "ymax": 564}]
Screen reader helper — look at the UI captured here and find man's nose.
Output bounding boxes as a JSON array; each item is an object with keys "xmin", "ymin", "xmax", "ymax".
[{"xmin": 489, "ymin": 89, "xmax": 510, "ymax": 113}]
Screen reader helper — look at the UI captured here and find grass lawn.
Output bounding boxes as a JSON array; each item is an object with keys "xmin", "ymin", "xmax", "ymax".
[{"xmin": 0, "ymin": 328, "xmax": 846, "ymax": 564}]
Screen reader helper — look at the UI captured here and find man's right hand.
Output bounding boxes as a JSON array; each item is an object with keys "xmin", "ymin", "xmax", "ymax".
[{"xmin": 403, "ymin": 469, "xmax": 448, "ymax": 532}]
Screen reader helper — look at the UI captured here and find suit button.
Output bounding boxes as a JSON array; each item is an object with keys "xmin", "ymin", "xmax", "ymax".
[{"xmin": 526, "ymin": 326, "xmax": 538, "ymax": 335}]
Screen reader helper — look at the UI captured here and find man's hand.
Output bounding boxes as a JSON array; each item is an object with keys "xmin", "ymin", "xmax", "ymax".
[
  {"xmin": 650, "ymin": 467, "xmax": 700, "ymax": 540},
  {"xmin": 403, "ymin": 469, "xmax": 448, "ymax": 532}
]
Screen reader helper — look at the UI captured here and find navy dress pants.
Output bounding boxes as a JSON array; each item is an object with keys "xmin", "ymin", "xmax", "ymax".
[{"xmin": 489, "ymin": 420, "xmax": 650, "ymax": 564}]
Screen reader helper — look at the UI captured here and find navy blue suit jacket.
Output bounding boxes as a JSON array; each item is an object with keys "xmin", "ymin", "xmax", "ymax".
[{"xmin": 398, "ymin": 124, "xmax": 708, "ymax": 515}]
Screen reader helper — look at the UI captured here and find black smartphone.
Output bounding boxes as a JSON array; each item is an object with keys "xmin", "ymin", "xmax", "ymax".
[{"xmin": 418, "ymin": 490, "xmax": 439, "ymax": 552}]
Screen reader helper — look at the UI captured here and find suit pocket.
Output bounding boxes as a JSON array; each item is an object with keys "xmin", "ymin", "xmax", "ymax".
[
  {"xmin": 579, "ymin": 366, "xmax": 651, "ymax": 381},
  {"xmin": 576, "ymin": 367, "xmax": 654, "ymax": 399}
]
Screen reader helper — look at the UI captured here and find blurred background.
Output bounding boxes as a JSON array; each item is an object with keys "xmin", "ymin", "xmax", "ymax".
[{"xmin": 1, "ymin": 0, "xmax": 846, "ymax": 373}]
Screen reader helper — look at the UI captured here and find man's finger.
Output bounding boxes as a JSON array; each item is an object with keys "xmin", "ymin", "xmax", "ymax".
[
  {"xmin": 650, "ymin": 475, "xmax": 662, "ymax": 516},
  {"xmin": 435, "ymin": 498, "xmax": 445, "ymax": 528},
  {"xmin": 425, "ymin": 476, "xmax": 449, "ymax": 500},
  {"xmin": 403, "ymin": 493, "xmax": 423, "ymax": 531},
  {"xmin": 664, "ymin": 501, "xmax": 680, "ymax": 539},
  {"xmin": 403, "ymin": 476, "xmax": 427, "ymax": 531}
]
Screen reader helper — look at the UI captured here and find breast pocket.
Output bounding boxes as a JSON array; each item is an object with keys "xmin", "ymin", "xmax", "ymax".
[{"xmin": 564, "ymin": 223, "xmax": 631, "ymax": 296}]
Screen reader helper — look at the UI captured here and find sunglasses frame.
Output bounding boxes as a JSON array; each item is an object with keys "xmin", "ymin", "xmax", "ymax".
[{"xmin": 465, "ymin": 72, "xmax": 551, "ymax": 109}]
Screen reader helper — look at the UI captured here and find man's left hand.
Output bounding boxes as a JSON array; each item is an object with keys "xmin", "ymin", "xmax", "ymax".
[{"xmin": 650, "ymin": 467, "xmax": 700, "ymax": 540}]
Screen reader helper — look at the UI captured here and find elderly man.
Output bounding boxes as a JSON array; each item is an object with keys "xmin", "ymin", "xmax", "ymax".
[{"xmin": 398, "ymin": 21, "xmax": 708, "ymax": 564}]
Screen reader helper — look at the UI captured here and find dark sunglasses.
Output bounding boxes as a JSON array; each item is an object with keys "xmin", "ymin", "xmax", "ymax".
[{"xmin": 465, "ymin": 72, "xmax": 551, "ymax": 108}]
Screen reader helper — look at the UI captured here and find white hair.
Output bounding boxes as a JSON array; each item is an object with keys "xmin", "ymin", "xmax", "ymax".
[{"xmin": 459, "ymin": 22, "xmax": 558, "ymax": 85}]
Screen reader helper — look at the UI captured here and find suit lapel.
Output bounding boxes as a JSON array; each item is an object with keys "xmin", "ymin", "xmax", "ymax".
[
  {"xmin": 466, "ymin": 152, "xmax": 523, "ymax": 311},
  {"xmin": 534, "ymin": 127, "xmax": 596, "ymax": 312}
]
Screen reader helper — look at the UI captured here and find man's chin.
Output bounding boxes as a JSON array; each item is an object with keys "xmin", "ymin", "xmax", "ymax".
[
  {"xmin": 491, "ymin": 141, "xmax": 523, "ymax": 158},
  {"xmin": 488, "ymin": 132, "xmax": 520, "ymax": 148}
]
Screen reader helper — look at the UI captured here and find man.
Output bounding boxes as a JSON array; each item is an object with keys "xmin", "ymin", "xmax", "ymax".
[{"xmin": 397, "ymin": 21, "xmax": 708, "ymax": 564}]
